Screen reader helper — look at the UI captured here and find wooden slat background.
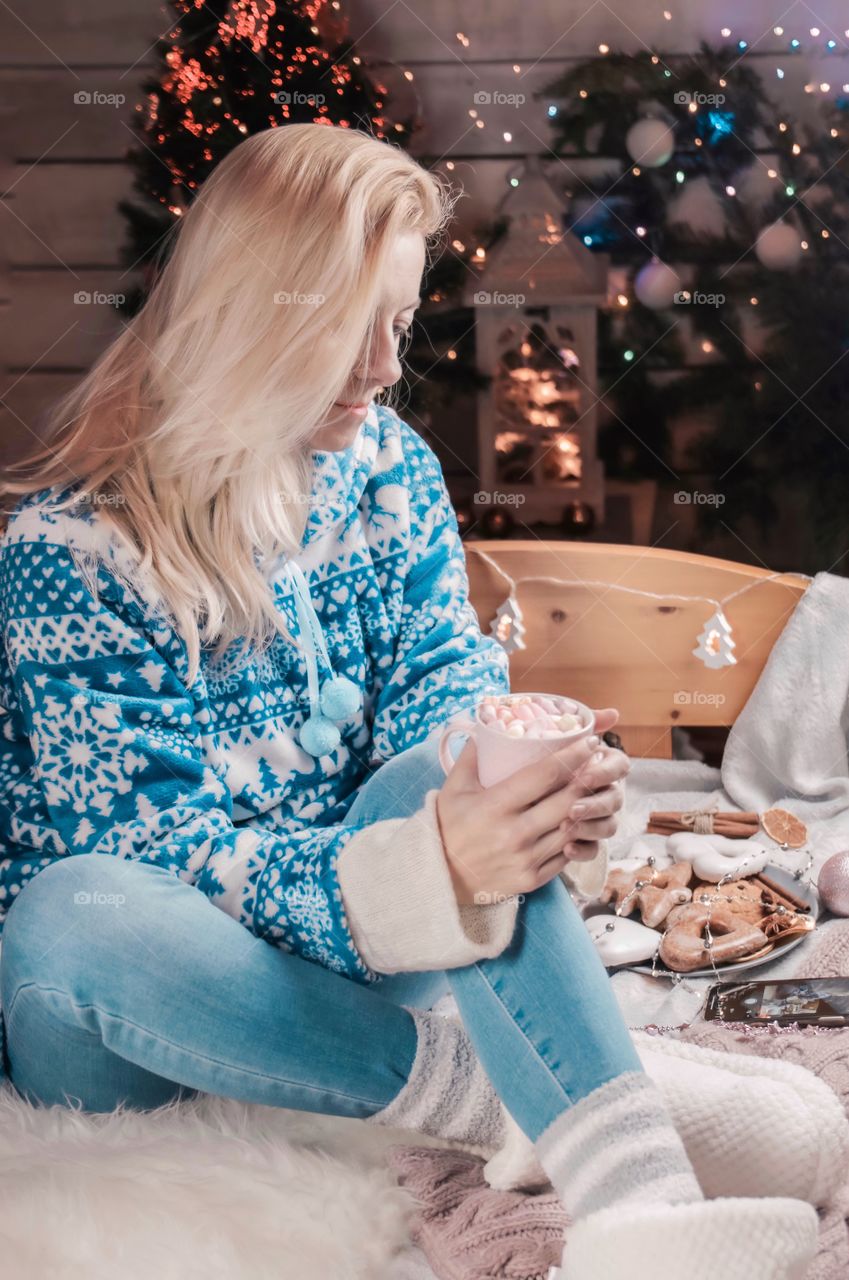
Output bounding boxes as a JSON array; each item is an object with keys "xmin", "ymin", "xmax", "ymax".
[
  {"xmin": 2, "ymin": 0, "xmax": 847, "ymax": 472},
  {"xmin": 465, "ymin": 539, "xmax": 809, "ymax": 757}
]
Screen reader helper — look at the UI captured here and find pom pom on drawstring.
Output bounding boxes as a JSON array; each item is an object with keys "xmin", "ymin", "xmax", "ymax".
[
  {"xmin": 319, "ymin": 675, "xmax": 361, "ymax": 722},
  {"xmin": 299, "ymin": 714, "xmax": 341, "ymax": 757}
]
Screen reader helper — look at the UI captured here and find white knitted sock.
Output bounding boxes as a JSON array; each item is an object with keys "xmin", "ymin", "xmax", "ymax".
[
  {"xmin": 536, "ymin": 1071, "xmax": 704, "ymax": 1220},
  {"xmin": 366, "ymin": 1007, "xmax": 506, "ymax": 1149}
]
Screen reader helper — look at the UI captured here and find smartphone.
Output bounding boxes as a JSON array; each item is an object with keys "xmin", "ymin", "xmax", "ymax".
[{"xmin": 704, "ymin": 977, "xmax": 849, "ymax": 1026}]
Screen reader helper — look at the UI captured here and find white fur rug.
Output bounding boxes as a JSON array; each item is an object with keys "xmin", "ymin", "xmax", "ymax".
[{"xmin": 0, "ymin": 1083, "xmax": 439, "ymax": 1280}]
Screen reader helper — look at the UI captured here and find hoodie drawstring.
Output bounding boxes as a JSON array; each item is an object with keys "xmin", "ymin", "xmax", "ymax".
[{"xmin": 286, "ymin": 560, "xmax": 361, "ymax": 756}]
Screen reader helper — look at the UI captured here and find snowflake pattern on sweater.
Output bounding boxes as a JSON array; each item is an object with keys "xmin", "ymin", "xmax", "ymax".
[{"xmin": 0, "ymin": 406, "xmax": 510, "ymax": 981}]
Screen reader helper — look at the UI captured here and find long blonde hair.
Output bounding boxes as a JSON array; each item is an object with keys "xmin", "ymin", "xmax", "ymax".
[{"xmin": 1, "ymin": 124, "xmax": 454, "ymax": 682}]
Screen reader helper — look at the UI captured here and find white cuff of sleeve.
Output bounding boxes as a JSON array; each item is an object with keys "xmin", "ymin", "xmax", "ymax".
[{"xmin": 337, "ymin": 788, "xmax": 519, "ymax": 974}]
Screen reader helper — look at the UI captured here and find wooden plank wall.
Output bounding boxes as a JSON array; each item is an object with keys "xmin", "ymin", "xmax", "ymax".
[{"xmin": 1, "ymin": 0, "xmax": 846, "ymax": 466}]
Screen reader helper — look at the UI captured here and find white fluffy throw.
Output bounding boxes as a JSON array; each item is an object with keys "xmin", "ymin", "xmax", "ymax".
[{"xmin": 0, "ymin": 1084, "xmax": 432, "ymax": 1280}]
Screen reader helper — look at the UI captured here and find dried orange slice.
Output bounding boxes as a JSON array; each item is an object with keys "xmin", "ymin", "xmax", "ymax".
[{"xmin": 760, "ymin": 808, "xmax": 808, "ymax": 849}]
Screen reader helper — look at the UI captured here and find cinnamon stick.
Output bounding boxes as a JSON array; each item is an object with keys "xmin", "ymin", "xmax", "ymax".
[
  {"xmin": 752, "ymin": 872, "xmax": 811, "ymax": 914},
  {"xmin": 647, "ymin": 820, "xmax": 759, "ymax": 837},
  {"xmin": 650, "ymin": 811, "xmax": 760, "ymax": 824}
]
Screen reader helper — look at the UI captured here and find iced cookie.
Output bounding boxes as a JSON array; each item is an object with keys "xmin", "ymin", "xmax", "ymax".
[
  {"xmin": 667, "ymin": 832, "xmax": 770, "ymax": 882},
  {"xmin": 585, "ymin": 914, "xmax": 662, "ymax": 967}
]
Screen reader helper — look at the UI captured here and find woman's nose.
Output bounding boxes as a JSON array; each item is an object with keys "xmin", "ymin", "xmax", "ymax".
[{"xmin": 360, "ymin": 328, "xmax": 403, "ymax": 390}]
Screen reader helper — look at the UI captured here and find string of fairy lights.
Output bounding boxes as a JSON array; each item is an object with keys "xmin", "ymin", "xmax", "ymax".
[
  {"xmin": 444, "ymin": 14, "xmax": 849, "ymax": 328},
  {"xmin": 144, "ymin": 6, "xmax": 849, "ymax": 205},
  {"xmin": 137, "ymin": 2, "xmax": 849, "ymax": 395}
]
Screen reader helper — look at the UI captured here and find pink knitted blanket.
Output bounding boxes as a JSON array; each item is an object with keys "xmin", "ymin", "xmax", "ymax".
[{"xmin": 389, "ymin": 923, "xmax": 849, "ymax": 1280}]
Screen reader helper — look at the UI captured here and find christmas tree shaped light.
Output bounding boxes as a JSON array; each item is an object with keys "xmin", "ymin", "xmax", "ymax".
[{"xmin": 693, "ymin": 607, "xmax": 737, "ymax": 669}]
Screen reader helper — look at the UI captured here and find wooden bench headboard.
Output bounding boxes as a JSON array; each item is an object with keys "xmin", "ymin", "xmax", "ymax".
[{"xmin": 465, "ymin": 540, "xmax": 809, "ymax": 759}]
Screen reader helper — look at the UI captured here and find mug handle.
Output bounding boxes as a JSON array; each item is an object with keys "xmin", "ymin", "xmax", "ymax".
[{"xmin": 438, "ymin": 716, "xmax": 477, "ymax": 775}]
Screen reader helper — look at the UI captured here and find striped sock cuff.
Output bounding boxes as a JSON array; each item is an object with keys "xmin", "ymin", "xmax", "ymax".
[
  {"xmin": 535, "ymin": 1071, "xmax": 703, "ymax": 1220},
  {"xmin": 366, "ymin": 1008, "xmax": 507, "ymax": 1149}
]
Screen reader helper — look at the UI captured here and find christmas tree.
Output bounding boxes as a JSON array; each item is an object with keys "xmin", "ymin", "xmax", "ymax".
[
  {"xmin": 118, "ymin": 0, "xmax": 493, "ymax": 427},
  {"xmin": 120, "ymin": 0, "xmax": 410, "ymax": 296},
  {"xmin": 540, "ymin": 43, "xmax": 849, "ymax": 568}
]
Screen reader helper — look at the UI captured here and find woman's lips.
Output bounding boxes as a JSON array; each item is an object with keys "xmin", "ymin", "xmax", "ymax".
[{"xmin": 334, "ymin": 400, "xmax": 369, "ymax": 412}]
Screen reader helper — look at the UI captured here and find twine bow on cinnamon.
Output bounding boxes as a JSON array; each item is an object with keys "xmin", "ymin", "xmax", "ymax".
[{"xmin": 648, "ymin": 809, "xmax": 761, "ymax": 838}]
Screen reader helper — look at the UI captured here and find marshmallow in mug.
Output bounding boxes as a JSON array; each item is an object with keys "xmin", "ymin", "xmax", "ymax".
[{"xmin": 478, "ymin": 694, "xmax": 585, "ymax": 740}]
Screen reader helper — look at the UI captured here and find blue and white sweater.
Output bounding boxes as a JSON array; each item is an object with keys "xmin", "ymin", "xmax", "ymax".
[{"xmin": 0, "ymin": 404, "xmax": 518, "ymax": 985}]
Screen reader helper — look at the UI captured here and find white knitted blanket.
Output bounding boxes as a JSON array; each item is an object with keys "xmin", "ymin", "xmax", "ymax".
[{"xmin": 607, "ymin": 570, "xmax": 849, "ymax": 1029}]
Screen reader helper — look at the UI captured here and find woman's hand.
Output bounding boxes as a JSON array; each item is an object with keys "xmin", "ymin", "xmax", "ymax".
[{"xmin": 434, "ymin": 708, "xmax": 629, "ymax": 906}]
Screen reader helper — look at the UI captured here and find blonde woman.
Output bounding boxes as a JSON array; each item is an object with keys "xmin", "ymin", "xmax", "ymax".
[{"xmin": 0, "ymin": 125, "xmax": 815, "ymax": 1279}]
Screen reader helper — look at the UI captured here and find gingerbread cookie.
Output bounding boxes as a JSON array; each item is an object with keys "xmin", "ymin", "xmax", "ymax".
[
  {"xmin": 596, "ymin": 859, "xmax": 815, "ymax": 974},
  {"xmin": 658, "ymin": 903, "xmax": 770, "ymax": 973},
  {"xmin": 689, "ymin": 879, "xmax": 766, "ymax": 926},
  {"xmin": 600, "ymin": 862, "xmax": 693, "ymax": 929}
]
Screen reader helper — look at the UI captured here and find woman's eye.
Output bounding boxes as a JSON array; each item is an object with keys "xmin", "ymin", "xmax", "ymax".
[{"xmin": 394, "ymin": 325, "xmax": 412, "ymax": 340}]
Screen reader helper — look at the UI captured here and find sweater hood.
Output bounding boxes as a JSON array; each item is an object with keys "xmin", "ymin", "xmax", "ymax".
[{"xmin": 303, "ymin": 402, "xmax": 381, "ymax": 550}]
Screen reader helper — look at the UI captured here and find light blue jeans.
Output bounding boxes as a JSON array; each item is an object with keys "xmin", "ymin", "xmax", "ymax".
[{"xmin": 0, "ymin": 736, "xmax": 642, "ymax": 1141}]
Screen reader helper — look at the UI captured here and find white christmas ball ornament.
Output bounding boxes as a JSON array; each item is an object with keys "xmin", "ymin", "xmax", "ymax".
[
  {"xmin": 625, "ymin": 118, "xmax": 675, "ymax": 167},
  {"xmin": 755, "ymin": 222, "xmax": 802, "ymax": 269},
  {"xmin": 634, "ymin": 260, "xmax": 681, "ymax": 309}
]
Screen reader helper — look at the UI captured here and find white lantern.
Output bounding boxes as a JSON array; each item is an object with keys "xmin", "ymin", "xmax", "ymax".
[
  {"xmin": 464, "ymin": 156, "xmax": 608, "ymax": 532},
  {"xmin": 625, "ymin": 118, "xmax": 675, "ymax": 168}
]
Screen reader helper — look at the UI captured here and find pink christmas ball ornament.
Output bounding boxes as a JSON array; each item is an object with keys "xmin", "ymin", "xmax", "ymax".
[{"xmin": 818, "ymin": 852, "xmax": 849, "ymax": 917}]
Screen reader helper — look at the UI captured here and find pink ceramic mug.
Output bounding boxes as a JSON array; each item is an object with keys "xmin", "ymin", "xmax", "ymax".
[{"xmin": 438, "ymin": 694, "xmax": 597, "ymax": 788}]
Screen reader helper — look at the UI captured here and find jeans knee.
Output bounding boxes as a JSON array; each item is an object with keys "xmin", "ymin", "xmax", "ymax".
[
  {"xmin": 2, "ymin": 855, "xmax": 147, "ymax": 992},
  {"xmin": 386, "ymin": 734, "xmax": 445, "ymax": 794},
  {"xmin": 7, "ymin": 853, "xmax": 125, "ymax": 928},
  {"xmin": 347, "ymin": 733, "xmax": 446, "ymax": 825}
]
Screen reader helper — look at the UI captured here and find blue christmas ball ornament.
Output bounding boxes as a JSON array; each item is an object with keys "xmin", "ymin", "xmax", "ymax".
[
  {"xmin": 299, "ymin": 713, "xmax": 341, "ymax": 757},
  {"xmin": 319, "ymin": 675, "xmax": 361, "ymax": 721}
]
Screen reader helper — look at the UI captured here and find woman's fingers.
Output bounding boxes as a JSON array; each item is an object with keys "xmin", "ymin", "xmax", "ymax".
[
  {"xmin": 563, "ymin": 840, "xmax": 601, "ymax": 862},
  {"xmin": 569, "ymin": 814, "xmax": 619, "ymax": 842},
  {"xmin": 591, "ymin": 707, "xmax": 619, "ymax": 735},
  {"xmin": 573, "ymin": 747, "xmax": 631, "ymax": 794},
  {"xmin": 530, "ymin": 850, "xmax": 570, "ymax": 888},
  {"xmin": 569, "ymin": 783, "xmax": 623, "ymax": 822},
  {"xmin": 532, "ymin": 841, "xmax": 602, "ymax": 891},
  {"xmin": 519, "ymin": 766, "xmax": 625, "ymax": 843},
  {"xmin": 502, "ymin": 735, "xmax": 602, "ymax": 808},
  {"xmin": 529, "ymin": 820, "xmax": 571, "ymax": 864},
  {"xmin": 529, "ymin": 802, "xmax": 612, "ymax": 863}
]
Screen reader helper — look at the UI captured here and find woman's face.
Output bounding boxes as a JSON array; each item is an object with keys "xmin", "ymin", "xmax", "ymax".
[{"xmin": 312, "ymin": 229, "xmax": 425, "ymax": 452}]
